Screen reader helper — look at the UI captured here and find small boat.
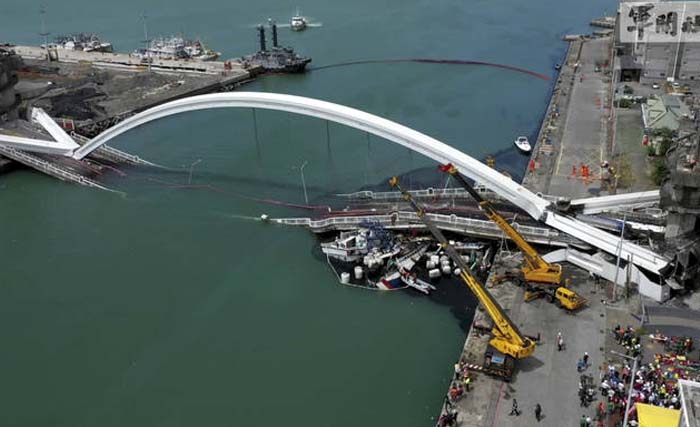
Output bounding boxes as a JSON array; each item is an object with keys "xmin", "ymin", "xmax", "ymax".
[
  {"xmin": 514, "ymin": 136, "xmax": 532, "ymax": 153},
  {"xmin": 53, "ymin": 33, "xmax": 113, "ymax": 53},
  {"xmin": 321, "ymin": 230, "xmax": 368, "ymax": 262},
  {"xmin": 554, "ymin": 63, "xmax": 562, "ymax": 71},
  {"xmin": 291, "ymin": 11, "xmax": 307, "ymax": 31},
  {"xmin": 376, "ymin": 270, "xmax": 404, "ymax": 290},
  {"xmin": 399, "ymin": 270, "xmax": 436, "ymax": 294}
]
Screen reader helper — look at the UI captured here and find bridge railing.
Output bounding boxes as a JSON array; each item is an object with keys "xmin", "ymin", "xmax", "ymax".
[{"xmin": 271, "ymin": 211, "xmax": 583, "ymax": 247}]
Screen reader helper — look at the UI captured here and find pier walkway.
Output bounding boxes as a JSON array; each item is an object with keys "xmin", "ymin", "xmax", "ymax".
[
  {"xmin": 0, "ymin": 145, "xmax": 111, "ymax": 190},
  {"xmin": 525, "ymin": 37, "xmax": 612, "ymax": 199},
  {"xmin": 270, "ymin": 211, "xmax": 587, "ymax": 249}
]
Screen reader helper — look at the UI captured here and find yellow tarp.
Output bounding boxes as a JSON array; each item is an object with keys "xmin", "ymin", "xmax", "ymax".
[{"xmin": 636, "ymin": 403, "xmax": 680, "ymax": 427}]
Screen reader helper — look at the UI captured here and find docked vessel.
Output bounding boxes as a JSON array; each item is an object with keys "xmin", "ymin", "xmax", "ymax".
[
  {"xmin": 514, "ymin": 136, "xmax": 532, "ymax": 153},
  {"xmin": 321, "ymin": 230, "xmax": 369, "ymax": 262},
  {"xmin": 291, "ymin": 11, "xmax": 308, "ymax": 31},
  {"xmin": 53, "ymin": 33, "xmax": 113, "ymax": 53},
  {"xmin": 244, "ymin": 22, "xmax": 311, "ymax": 73},
  {"xmin": 133, "ymin": 36, "xmax": 220, "ymax": 62}
]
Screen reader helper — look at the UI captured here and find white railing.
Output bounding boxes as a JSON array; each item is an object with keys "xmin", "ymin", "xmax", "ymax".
[
  {"xmin": 0, "ymin": 145, "xmax": 109, "ymax": 190},
  {"xmin": 272, "ymin": 211, "xmax": 582, "ymax": 247}
]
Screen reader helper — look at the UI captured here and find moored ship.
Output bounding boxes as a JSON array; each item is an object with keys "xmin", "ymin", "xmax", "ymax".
[
  {"xmin": 133, "ymin": 36, "xmax": 220, "ymax": 62},
  {"xmin": 243, "ymin": 21, "xmax": 311, "ymax": 73},
  {"xmin": 52, "ymin": 33, "xmax": 113, "ymax": 53}
]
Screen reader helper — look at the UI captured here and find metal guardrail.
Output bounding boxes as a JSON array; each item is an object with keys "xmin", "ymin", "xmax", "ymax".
[
  {"xmin": 337, "ymin": 187, "xmax": 563, "ymax": 205},
  {"xmin": 0, "ymin": 145, "xmax": 110, "ymax": 190},
  {"xmin": 271, "ymin": 211, "xmax": 586, "ymax": 248},
  {"xmin": 70, "ymin": 131, "xmax": 157, "ymax": 166}
]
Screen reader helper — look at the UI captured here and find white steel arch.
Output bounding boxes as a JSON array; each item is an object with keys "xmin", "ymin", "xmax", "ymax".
[{"xmin": 71, "ymin": 92, "xmax": 669, "ymax": 274}]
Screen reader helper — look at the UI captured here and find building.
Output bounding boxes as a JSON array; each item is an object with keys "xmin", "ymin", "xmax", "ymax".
[
  {"xmin": 642, "ymin": 94, "xmax": 693, "ymax": 131},
  {"xmin": 679, "ymin": 379, "xmax": 700, "ymax": 427},
  {"xmin": 617, "ymin": 1, "xmax": 700, "ymax": 82},
  {"xmin": 660, "ymin": 135, "xmax": 700, "ymax": 287}
]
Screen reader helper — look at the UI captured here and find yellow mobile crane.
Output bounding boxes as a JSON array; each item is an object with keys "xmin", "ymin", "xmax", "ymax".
[
  {"xmin": 438, "ymin": 163, "xmax": 586, "ymax": 311},
  {"xmin": 390, "ymin": 177, "xmax": 535, "ymax": 380},
  {"xmin": 439, "ymin": 163, "xmax": 562, "ymax": 285}
]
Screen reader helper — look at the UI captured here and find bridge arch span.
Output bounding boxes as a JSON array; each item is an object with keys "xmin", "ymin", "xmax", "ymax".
[
  {"xmin": 74, "ymin": 92, "xmax": 549, "ymax": 219},
  {"xmin": 72, "ymin": 92, "xmax": 668, "ymax": 274}
]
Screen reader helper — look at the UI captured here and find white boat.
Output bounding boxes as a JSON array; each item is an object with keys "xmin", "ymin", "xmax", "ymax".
[
  {"xmin": 399, "ymin": 271, "xmax": 436, "ymax": 294},
  {"xmin": 53, "ymin": 33, "xmax": 113, "ymax": 53},
  {"xmin": 514, "ymin": 136, "xmax": 532, "ymax": 153},
  {"xmin": 133, "ymin": 36, "xmax": 220, "ymax": 62},
  {"xmin": 321, "ymin": 230, "xmax": 368, "ymax": 262},
  {"xmin": 291, "ymin": 11, "xmax": 307, "ymax": 31}
]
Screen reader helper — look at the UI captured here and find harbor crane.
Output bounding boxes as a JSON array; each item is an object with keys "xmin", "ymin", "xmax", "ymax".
[
  {"xmin": 390, "ymin": 176, "xmax": 535, "ymax": 379},
  {"xmin": 438, "ymin": 163, "xmax": 562, "ymax": 285},
  {"xmin": 438, "ymin": 163, "xmax": 586, "ymax": 311}
]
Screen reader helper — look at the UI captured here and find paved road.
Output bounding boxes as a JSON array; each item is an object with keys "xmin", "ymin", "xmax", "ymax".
[
  {"xmin": 491, "ymin": 266, "xmax": 605, "ymax": 427},
  {"xmin": 548, "ymin": 38, "xmax": 611, "ymax": 199}
]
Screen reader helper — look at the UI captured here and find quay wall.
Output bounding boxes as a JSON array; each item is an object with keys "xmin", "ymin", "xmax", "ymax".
[
  {"xmin": 11, "ymin": 45, "xmax": 256, "ymax": 76},
  {"xmin": 521, "ymin": 40, "xmax": 581, "ymax": 194}
]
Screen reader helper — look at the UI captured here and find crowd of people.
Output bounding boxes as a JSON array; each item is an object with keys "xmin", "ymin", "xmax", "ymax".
[
  {"xmin": 613, "ymin": 325, "xmax": 642, "ymax": 358},
  {"xmin": 598, "ymin": 325, "xmax": 700, "ymax": 426}
]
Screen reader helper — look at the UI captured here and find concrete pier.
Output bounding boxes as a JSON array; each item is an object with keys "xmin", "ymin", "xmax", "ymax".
[
  {"xmin": 11, "ymin": 45, "xmax": 258, "ymax": 76},
  {"xmin": 523, "ymin": 36, "xmax": 614, "ymax": 199},
  {"xmin": 435, "ymin": 34, "xmax": 630, "ymax": 427}
]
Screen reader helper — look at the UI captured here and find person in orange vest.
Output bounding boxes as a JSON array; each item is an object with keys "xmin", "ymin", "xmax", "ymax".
[{"xmin": 572, "ymin": 165, "xmax": 578, "ymax": 177}]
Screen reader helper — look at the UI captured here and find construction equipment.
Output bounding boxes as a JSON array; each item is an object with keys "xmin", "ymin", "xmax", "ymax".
[
  {"xmin": 439, "ymin": 163, "xmax": 587, "ymax": 311},
  {"xmin": 523, "ymin": 286, "xmax": 586, "ymax": 311},
  {"xmin": 439, "ymin": 163, "xmax": 562, "ymax": 285},
  {"xmin": 390, "ymin": 176, "xmax": 535, "ymax": 380}
]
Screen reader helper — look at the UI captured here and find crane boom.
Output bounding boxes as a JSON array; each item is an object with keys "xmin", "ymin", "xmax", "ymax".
[
  {"xmin": 389, "ymin": 177, "xmax": 535, "ymax": 360},
  {"xmin": 439, "ymin": 163, "xmax": 562, "ymax": 284}
]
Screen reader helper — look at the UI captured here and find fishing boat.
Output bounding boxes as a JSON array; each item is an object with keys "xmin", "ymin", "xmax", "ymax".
[
  {"xmin": 133, "ymin": 36, "xmax": 220, "ymax": 61},
  {"xmin": 399, "ymin": 271, "xmax": 436, "ymax": 294},
  {"xmin": 377, "ymin": 244, "xmax": 432, "ymax": 292},
  {"xmin": 514, "ymin": 136, "xmax": 532, "ymax": 153},
  {"xmin": 321, "ymin": 230, "xmax": 368, "ymax": 262},
  {"xmin": 53, "ymin": 33, "xmax": 113, "ymax": 53},
  {"xmin": 376, "ymin": 270, "xmax": 403, "ymax": 290}
]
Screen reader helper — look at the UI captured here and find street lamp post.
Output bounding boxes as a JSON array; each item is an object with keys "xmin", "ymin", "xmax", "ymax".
[
  {"xmin": 188, "ymin": 159, "xmax": 202, "ymax": 184},
  {"xmin": 610, "ymin": 350, "xmax": 639, "ymax": 427},
  {"xmin": 299, "ymin": 160, "xmax": 308, "ymax": 205},
  {"xmin": 612, "ymin": 212, "xmax": 628, "ymax": 302}
]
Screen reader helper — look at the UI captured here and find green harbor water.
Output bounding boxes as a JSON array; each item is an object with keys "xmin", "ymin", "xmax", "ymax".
[{"xmin": 1, "ymin": 0, "xmax": 613, "ymax": 425}]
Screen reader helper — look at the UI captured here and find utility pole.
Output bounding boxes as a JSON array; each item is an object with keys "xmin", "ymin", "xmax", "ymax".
[
  {"xmin": 187, "ymin": 159, "xmax": 201, "ymax": 184},
  {"xmin": 141, "ymin": 13, "xmax": 151, "ymax": 72},
  {"xmin": 299, "ymin": 160, "xmax": 308, "ymax": 205},
  {"xmin": 39, "ymin": 5, "xmax": 50, "ymax": 62},
  {"xmin": 671, "ymin": 2, "xmax": 687, "ymax": 81},
  {"xmin": 611, "ymin": 351, "xmax": 638, "ymax": 427},
  {"xmin": 612, "ymin": 212, "xmax": 628, "ymax": 302}
]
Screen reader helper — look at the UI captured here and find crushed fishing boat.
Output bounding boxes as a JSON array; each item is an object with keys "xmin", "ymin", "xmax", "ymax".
[{"xmin": 323, "ymin": 223, "xmax": 490, "ymax": 295}]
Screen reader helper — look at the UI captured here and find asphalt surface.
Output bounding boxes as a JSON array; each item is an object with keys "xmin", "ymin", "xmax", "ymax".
[
  {"xmin": 490, "ymin": 265, "xmax": 605, "ymax": 427},
  {"xmin": 548, "ymin": 38, "xmax": 611, "ymax": 199}
]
